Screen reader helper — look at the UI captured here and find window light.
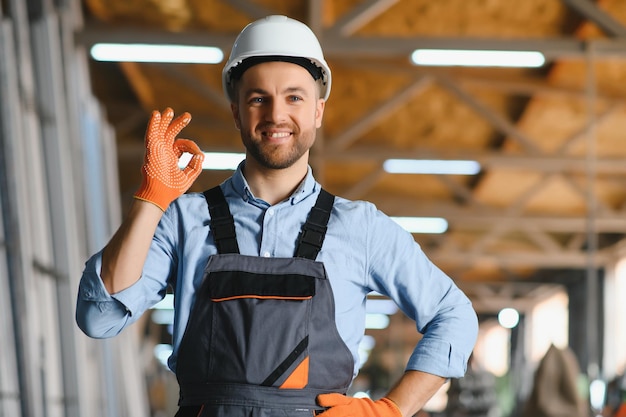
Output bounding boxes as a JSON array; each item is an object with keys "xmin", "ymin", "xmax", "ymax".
[
  {"xmin": 391, "ymin": 217, "xmax": 448, "ymax": 234},
  {"xmin": 90, "ymin": 43, "xmax": 224, "ymax": 64},
  {"xmin": 152, "ymin": 294, "xmax": 174, "ymax": 310},
  {"xmin": 411, "ymin": 49, "xmax": 545, "ymax": 68},
  {"xmin": 366, "ymin": 298, "xmax": 399, "ymax": 315},
  {"xmin": 365, "ymin": 313, "xmax": 390, "ymax": 330},
  {"xmin": 383, "ymin": 159, "xmax": 481, "ymax": 175}
]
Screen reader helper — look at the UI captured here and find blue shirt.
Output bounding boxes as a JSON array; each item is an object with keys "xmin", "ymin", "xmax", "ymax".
[{"xmin": 76, "ymin": 165, "xmax": 478, "ymax": 380}]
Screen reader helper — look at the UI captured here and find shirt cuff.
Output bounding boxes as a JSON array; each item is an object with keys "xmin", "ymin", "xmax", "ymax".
[
  {"xmin": 79, "ymin": 252, "xmax": 146, "ymax": 316},
  {"xmin": 406, "ymin": 338, "xmax": 468, "ymax": 379},
  {"xmin": 79, "ymin": 253, "xmax": 114, "ymax": 302}
]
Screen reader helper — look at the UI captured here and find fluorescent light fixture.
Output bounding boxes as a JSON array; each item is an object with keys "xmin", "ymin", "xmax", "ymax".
[
  {"xmin": 391, "ymin": 217, "xmax": 448, "ymax": 234},
  {"xmin": 90, "ymin": 43, "xmax": 224, "ymax": 64},
  {"xmin": 411, "ymin": 49, "xmax": 545, "ymax": 68},
  {"xmin": 179, "ymin": 152, "xmax": 245, "ymax": 170},
  {"xmin": 383, "ymin": 159, "xmax": 481, "ymax": 175}
]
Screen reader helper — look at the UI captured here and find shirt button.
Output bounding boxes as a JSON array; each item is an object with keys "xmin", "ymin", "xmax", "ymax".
[
  {"xmin": 267, "ymin": 209, "xmax": 274, "ymax": 216},
  {"xmin": 263, "ymin": 251, "xmax": 271, "ymax": 258}
]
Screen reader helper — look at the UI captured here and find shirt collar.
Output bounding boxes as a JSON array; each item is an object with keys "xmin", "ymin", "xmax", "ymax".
[{"xmin": 230, "ymin": 160, "xmax": 319, "ymax": 206}]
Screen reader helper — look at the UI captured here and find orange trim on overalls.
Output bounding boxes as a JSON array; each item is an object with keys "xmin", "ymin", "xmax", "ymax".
[
  {"xmin": 211, "ymin": 295, "xmax": 314, "ymax": 302},
  {"xmin": 280, "ymin": 356, "xmax": 310, "ymax": 389}
]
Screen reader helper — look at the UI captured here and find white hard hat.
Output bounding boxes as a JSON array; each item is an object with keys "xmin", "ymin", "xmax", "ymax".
[{"xmin": 222, "ymin": 15, "xmax": 331, "ymax": 102}]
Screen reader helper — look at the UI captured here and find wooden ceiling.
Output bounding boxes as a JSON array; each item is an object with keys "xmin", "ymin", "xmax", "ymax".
[{"xmin": 77, "ymin": 0, "xmax": 626, "ymax": 314}]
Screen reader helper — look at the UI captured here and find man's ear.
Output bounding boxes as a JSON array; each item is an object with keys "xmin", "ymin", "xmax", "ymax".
[
  {"xmin": 315, "ymin": 98, "xmax": 325, "ymax": 129},
  {"xmin": 231, "ymin": 103, "xmax": 241, "ymax": 130}
]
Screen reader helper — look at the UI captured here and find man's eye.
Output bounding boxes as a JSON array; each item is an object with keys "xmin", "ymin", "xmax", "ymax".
[
  {"xmin": 289, "ymin": 96, "xmax": 302, "ymax": 102},
  {"xmin": 250, "ymin": 97, "xmax": 264, "ymax": 103}
]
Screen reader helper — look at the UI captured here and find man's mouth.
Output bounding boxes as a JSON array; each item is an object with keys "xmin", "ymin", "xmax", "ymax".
[
  {"xmin": 261, "ymin": 130, "xmax": 294, "ymax": 142},
  {"xmin": 264, "ymin": 131, "xmax": 291, "ymax": 138}
]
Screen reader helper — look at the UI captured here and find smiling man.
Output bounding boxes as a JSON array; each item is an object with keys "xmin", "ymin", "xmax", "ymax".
[
  {"xmin": 233, "ymin": 60, "xmax": 323, "ymax": 190},
  {"xmin": 76, "ymin": 15, "xmax": 478, "ymax": 417}
]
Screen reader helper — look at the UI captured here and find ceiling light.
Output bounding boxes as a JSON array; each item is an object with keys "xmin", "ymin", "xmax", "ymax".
[
  {"xmin": 383, "ymin": 159, "xmax": 481, "ymax": 175},
  {"xmin": 589, "ymin": 379, "xmax": 607, "ymax": 412},
  {"xmin": 411, "ymin": 49, "xmax": 545, "ymax": 68},
  {"xmin": 90, "ymin": 43, "xmax": 224, "ymax": 64},
  {"xmin": 179, "ymin": 152, "xmax": 245, "ymax": 170},
  {"xmin": 498, "ymin": 307, "xmax": 520, "ymax": 329},
  {"xmin": 391, "ymin": 217, "xmax": 448, "ymax": 234}
]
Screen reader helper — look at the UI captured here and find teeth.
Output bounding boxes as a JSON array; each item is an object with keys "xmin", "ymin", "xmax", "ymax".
[{"xmin": 267, "ymin": 132, "xmax": 290, "ymax": 138}]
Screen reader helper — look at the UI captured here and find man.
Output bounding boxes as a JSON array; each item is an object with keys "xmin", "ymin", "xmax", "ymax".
[{"xmin": 77, "ymin": 15, "xmax": 478, "ymax": 417}]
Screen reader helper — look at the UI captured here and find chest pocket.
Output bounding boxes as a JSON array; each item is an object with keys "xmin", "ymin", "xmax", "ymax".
[{"xmin": 207, "ymin": 268, "xmax": 316, "ymax": 387}]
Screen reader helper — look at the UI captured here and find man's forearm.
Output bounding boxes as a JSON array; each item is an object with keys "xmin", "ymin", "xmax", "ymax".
[
  {"xmin": 101, "ymin": 199, "xmax": 163, "ymax": 294},
  {"xmin": 386, "ymin": 370, "xmax": 446, "ymax": 417}
]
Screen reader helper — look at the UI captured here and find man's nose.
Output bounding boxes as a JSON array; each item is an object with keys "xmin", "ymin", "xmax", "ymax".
[{"xmin": 266, "ymin": 100, "xmax": 287, "ymax": 123}]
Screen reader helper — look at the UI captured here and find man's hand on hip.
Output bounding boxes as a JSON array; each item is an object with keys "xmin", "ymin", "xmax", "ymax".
[{"xmin": 317, "ymin": 393, "xmax": 403, "ymax": 417}]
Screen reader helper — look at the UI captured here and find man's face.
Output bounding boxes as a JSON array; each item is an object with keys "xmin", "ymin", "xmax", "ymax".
[{"xmin": 231, "ymin": 61, "xmax": 325, "ymax": 170}]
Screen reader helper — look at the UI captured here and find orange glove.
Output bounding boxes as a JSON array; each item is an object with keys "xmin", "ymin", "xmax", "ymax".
[
  {"xmin": 134, "ymin": 108, "xmax": 205, "ymax": 211},
  {"xmin": 317, "ymin": 394, "xmax": 403, "ymax": 417}
]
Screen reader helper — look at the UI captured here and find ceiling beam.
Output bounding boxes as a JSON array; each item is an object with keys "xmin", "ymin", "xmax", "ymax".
[
  {"xmin": 116, "ymin": 141, "xmax": 626, "ymax": 175},
  {"xmin": 324, "ymin": 147, "xmax": 626, "ymax": 174},
  {"xmin": 323, "ymin": 36, "xmax": 626, "ymax": 60},
  {"xmin": 328, "ymin": 76, "xmax": 432, "ymax": 151},
  {"xmin": 119, "ymin": 137, "xmax": 626, "ymax": 175},
  {"xmin": 374, "ymin": 198, "xmax": 626, "ymax": 232},
  {"xmin": 341, "ymin": 166, "xmax": 386, "ymax": 200},
  {"xmin": 158, "ymin": 65, "xmax": 230, "ymax": 110},
  {"xmin": 435, "ymin": 175, "xmax": 483, "ymax": 207},
  {"xmin": 333, "ymin": 59, "xmax": 626, "ymax": 102},
  {"xmin": 75, "ymin": 24, "xmax": 236, "ymax": 49},
  {"xmin": 431, "ymin": 247, "xmax": 611, "ymax": 268},
  {"xmin": 227, "ymin": 0, "xmax": 274, "ymax": 20},
  {"xmin": 461, "ymin": 283, "xmax": 564, "ymax": 313},
  {"xmin": 435, "ymin": 74, "xmax": 541, "ymax": 153},
  {"xmin": 307, "ymin": 0, "xmax": 323, "ymax": 35},
  {"xmin": 327, "ymin": 0, "xmax": 399, "ymax": 37},
  {"xmin": 456, "ymin": 74, "xmax": 626, "ymax": 103},
  {"xmin": 560, "ymin": 0, "xmax": 626, "ymax": 37},
  {"xmin": 75, "ymin": 26, "xmax": 626, "ymax": 60}
]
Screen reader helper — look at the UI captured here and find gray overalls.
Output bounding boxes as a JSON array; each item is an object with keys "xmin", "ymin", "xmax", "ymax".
[{"xmin": 174, "ymin": 186, "xmax": 354, "ymax": 417}]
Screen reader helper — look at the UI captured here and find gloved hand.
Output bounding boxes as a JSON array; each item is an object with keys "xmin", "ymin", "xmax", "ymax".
[
  {"xmin": 134, "ymin": 108, "xmax": 205, "ymax": 211},
  {"xmin": 317, "ymin": 393, "xmax": 403, "ymax": 417}
]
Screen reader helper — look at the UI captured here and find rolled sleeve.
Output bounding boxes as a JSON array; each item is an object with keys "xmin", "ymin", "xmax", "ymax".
[
  {"xmin": 407, "ymin": 337, "xmax": 471, "ymax": 379},
  {"xmin": 405, "ymin": 297, "xmax": 478, "ymax": 378},
  {"xmin": 76, "ymin": 252, "xmax": 148, "ymax": 338},
  {"xmin": 366, "ymin": 208, "xmax": 479, "ymax": 379},
  {"xmin": 76, "ymin": 207, "xmax": 178, "ymax": 340}
]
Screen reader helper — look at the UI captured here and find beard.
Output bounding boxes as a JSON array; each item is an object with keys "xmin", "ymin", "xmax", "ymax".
[{"xmin": 240, "ymin": 123, "xmax": 316, "ymax": 170}]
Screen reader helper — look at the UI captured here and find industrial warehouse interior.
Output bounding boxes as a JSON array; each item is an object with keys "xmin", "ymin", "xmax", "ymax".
[{"xmin": 2, "ymin": 0, "xmax": 626, "ymax": 416}]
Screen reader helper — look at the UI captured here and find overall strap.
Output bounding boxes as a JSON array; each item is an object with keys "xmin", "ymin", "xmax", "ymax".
[
  {"xmin": 295, "ymin": 189, "xmax": 335, "ymax": 260},
  {"xmin": 203, "ymin": 186, "xmax": 240, "ymax": 254}
]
